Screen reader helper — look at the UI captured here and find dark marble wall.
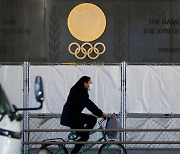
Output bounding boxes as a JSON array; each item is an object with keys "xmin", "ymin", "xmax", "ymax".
[
  {"xmin": 0, "ymin": 0, "xmax": 44, "ymax": 62},
  {"xmin": 0, "ymin": 0, "xmax": 180, "ymax": 63}
]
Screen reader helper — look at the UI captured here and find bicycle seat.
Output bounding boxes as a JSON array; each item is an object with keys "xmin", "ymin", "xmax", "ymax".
[{"xmin": 68, "ymin": 131, "xmax": 80, "ymax": 140}]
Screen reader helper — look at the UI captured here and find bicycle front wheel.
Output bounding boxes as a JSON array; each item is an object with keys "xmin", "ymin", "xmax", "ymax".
[
  {"xmin": 98, "ymin": 144, "xmax": 127, "ymax": 154},
  {"xmin": 38, "ymin": 144, "xmax": 68, "ymax": 154}
]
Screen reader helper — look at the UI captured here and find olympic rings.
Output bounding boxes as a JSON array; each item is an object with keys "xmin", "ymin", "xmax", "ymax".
[{"xmin": 68, "ymin": 42, "xmax": 106, "ymax": 60}]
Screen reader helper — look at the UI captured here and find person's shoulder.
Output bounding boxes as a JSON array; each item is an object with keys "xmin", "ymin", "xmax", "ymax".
[{"xmin": 78, "ymin": 89, "xmax": 89, "ymax": 97}]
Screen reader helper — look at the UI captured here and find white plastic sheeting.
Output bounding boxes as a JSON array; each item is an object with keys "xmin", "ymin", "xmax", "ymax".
[
  {"xmin": 2, "ymin": 64, "xmax": 180, "ymax": 149},
  {"xmin": 0, "ymin": 65, "xmax": 23, "ymax": 108},
  {"xmin": 126, "ymin": 65, "xmax": 180, "ymax": 114},
  {"xmin": 29, "ymin": 65, "xmax": 121, "ymax": 113}
]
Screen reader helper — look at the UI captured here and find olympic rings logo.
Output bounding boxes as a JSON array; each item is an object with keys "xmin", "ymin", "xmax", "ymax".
[{"xmin": 68, "ymin": 42, "xmax": 106, "ymax": 60}]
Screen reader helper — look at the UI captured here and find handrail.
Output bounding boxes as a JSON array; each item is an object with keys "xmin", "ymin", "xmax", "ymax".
[
  {"xmin": 23, "ymin": 141, "xmax": 180, "ymax": 145},
  {"xmin": 23, "ymin": 128, "xmax": 180, "ymax": 132},
  {"xmin": 23, "ymin": 128, "xmax": 180, "ymax": 145},
  {"xmin": 27, "ymin": 113, "xmax": 180, "ymax": 118}
]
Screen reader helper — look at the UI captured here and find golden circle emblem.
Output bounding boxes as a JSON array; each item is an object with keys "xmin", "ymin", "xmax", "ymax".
[{"xmin": 67, "ymin": 3, "xmax": 106, "ymax": 60}]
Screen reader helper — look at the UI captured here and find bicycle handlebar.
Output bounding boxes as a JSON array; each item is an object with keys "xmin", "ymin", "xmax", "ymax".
[{"xmin": 98, "ymin": 118, "xmax": 106, "ymax": 125}]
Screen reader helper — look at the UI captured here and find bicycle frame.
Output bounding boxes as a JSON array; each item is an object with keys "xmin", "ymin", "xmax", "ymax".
[
  {"xmin": 79, "ymin": 122, "xmax": 108, "ymax": 153},
  {"xmin": 39, "ymin": 117, "xmax": 127, "ymax": 154},
  {"xmin": 52, "ymin": 118, "xmax": 108, "ymax": 154}
]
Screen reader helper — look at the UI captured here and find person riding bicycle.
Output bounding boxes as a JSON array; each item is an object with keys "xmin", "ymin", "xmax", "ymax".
[{"xmin": 60, "ymin": 76, "xmax": 108, "ymax": 154}]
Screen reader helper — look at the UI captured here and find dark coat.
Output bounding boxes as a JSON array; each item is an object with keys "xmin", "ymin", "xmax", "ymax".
[{"xmin": 60, "ymin": 89, "xmax": 103, "ymax": 128}]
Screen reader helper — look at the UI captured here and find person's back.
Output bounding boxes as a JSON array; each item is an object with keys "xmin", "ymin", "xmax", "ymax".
[{"xmin": 61, "ymin": 88, "xmax": 103, "ymax": 127}]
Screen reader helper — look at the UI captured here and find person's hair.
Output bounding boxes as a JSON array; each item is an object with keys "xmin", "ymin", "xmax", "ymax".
[{"xmin": 67, "ymin": 76, "xmax": 90, "ymax": 100}]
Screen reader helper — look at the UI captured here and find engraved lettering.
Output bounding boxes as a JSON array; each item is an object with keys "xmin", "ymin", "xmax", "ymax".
[{"xmin": 3, "ymin": 19, "xmax": 15, "ymax": 25}]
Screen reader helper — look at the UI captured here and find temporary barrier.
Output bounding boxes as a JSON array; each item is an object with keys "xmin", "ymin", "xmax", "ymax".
[
  {"xmin": 126, "ymin": 64, "xmax": 180, "ymax": 148},
  {"xmin": 126, "ymin": 64, "xmax": 180, "ymax": 113},
  {"xmin": 29, "ymin": 64, "xmax": 121, "ymax": 114},
  {"xmin": 1, "ymin": 62, "xmax": 180, "ymax": 152},
  {"xmin": 0, "ymin": 63, "xmax": 23, "ymax": 108}
]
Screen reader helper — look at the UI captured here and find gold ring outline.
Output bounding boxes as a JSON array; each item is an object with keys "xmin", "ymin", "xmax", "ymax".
[{"xmin": 68, "ymin": 42, "xmax": 106, "ymax": 60}]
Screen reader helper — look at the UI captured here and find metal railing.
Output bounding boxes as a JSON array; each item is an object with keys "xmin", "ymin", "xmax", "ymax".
[{"xmin": 23, "ymin": 128, "xmax": 180, "ymax": 145}]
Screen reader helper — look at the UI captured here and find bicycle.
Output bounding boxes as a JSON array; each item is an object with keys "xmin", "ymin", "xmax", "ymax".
[{"xmin": 38, "ymin": 118, "xmax": 127, "ymax": 154}]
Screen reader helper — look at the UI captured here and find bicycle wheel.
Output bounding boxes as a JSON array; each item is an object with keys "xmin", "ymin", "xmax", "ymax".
[
  {"xmin": 38, "ymin": 144, "xmax": 68, "ymax": 154},
  {"xmin": 98, "ymin": 144, "xmax": 127, "ymax": 154}
]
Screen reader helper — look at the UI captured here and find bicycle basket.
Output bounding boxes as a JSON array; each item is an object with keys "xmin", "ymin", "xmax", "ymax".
[{"xmin": 105, "ymin": 113, "xmax": 120, "ymax": 139}]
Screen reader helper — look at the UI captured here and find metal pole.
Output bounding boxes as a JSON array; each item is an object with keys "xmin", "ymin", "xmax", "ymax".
[
  {"xmin": 23, "ymin": 62, "xmax": 29, "ymax": 154},
  {"xmin": 124, "ymin": 62, "xmax": 127, "ymax": 143},
  {"xmin": 120, "ymin": 62, "xmax": 126, "ymax": 143},
  {"xmin": 120, "ymin": 62, "xmax": 123, "ymax": 141}
]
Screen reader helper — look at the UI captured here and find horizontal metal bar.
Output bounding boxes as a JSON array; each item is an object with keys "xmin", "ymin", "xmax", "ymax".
[
  {"xmin": 28, "ymin": 113, "xmax": 120, "ymax": 118},
  {"xmin": 127, "ymin": 113, "xmax": 180, "ymax": 118},
  {"xmin": 0, "ymin": 62, "xmax": 24, "ymax": 65},
  {"xmin": 126, "ymin": 62, "xmax": 180, "ymax": 66},
  {"xmin": 23, "ymin": 141, "xmax": 180, "ymax": 145},
  {"xmin": 28, "ymin": 113, "xmax": 61, "ymax": 118},
  {"xmin": 2, "ymin": 62, "xmax": 180, "ymax": 66},
  {"xmin": 28, "ymin": 113, "xmax": 180, "ymax": 118},
  {"xmin": 28, "ymin": 62, "xmax": 121, "ymax": 66},
  {"xmin": 23, "ymin": 128, "xmax": 180, "ymax": 132},
  {"xmin": 127, "ymin": 147, "xmax": 180, "ymax": 151}
]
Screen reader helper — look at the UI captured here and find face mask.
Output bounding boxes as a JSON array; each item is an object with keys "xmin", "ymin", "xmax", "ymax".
[{"xmin": 88, "ymin": 84, "xmax": 93, "ymax": 91}]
